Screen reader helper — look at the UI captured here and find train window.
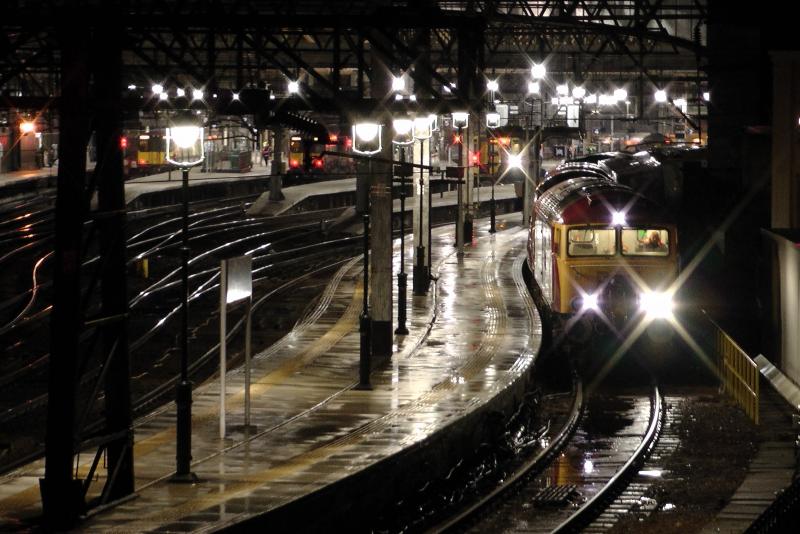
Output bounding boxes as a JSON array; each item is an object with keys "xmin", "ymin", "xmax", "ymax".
[
  {"xmin": 567, "ymin": 227, "xmax": 616, "ymax": 256},
  {"xmin": 621, "ymin": 228, "xmax": 669, "ymax": 256}
]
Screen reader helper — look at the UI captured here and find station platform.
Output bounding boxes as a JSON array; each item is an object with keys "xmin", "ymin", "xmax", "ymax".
[{"xmin": 0, "ymin": 215, "xmax": 542, "ymax": 531}]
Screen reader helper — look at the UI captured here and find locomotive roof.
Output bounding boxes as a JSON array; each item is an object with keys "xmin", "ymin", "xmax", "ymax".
[
  {"xmin": 536, "ymin": 162, "xmax": 616, "ymax": 196},
  {"xmin": 535, "ymin": 174, "xmax": 671, "ymax": 226}
]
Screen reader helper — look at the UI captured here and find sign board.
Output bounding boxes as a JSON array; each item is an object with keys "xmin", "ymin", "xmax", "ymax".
[{"xmin": 224, "ymin": 255, "xmax": 252, "ymax": 305}]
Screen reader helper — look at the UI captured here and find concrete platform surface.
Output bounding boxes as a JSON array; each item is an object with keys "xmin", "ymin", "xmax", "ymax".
[{"xmin": 0, "ymin": 215, "xmax": 541, "ymax": 532}]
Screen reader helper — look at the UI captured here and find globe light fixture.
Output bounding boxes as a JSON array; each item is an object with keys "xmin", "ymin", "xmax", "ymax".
[
  {"xmin": 352, "ymin": 121, "xmax": 382, "ymax": 155},
  {"xmin": 413, "ymin": 116, "xmax": 432, "ymax": 140},
  {"xmin": 392, "ymin": 118, "xmax": 414, "ymax": 145},
  {"xmin": 288, "ymin": 80, "xmax": 300, "ymax": 94},
  {"xmin": 655, "ymin": 89, "xmax": 668, "ymax": 103}
]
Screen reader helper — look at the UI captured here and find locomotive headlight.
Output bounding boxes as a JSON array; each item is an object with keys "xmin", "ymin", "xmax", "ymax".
[
  {"xmin": 583, "ymin": 293, "xmax": 599, "ymax": 311},
  {"xmin": 639, "ymin": 291, "xmax": 673, "ymax": 319}
]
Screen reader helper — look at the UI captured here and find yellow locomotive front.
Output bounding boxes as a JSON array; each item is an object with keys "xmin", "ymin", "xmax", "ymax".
[{"xmin": 529, "ymin": 170, "xmax": 679, "ymax": 346}]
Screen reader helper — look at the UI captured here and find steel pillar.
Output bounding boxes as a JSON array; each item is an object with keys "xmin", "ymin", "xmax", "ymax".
[
  {"xmin": 41, "ymin": 26, "xmax": 91, "ymax": 530},
  {"xmin": 369, "ymin": 129, "xmax": 393, "ymax": 358}
]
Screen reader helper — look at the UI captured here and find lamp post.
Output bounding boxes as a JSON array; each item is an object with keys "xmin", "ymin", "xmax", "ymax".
[
  {"xmin": 412, "ymin": 116, "xmax": 432, "ymax": 295},
  {"xmin": 351, "ymin": 121, "xmax": 382, "ymax": 389},
  {"xmin": 392, "ymin": 118, "xmax": 414, "ymax": 335},
  {"xmin": 486, "ymin": 110, "xmax": 501, "ymax": 234},
  {"xmin": 165, "ymin": 116, "xmax": 205, "ymax": 483},
  {"xmin": 452, "ymin": 112, "xmax": 469, "ymax": 256}
]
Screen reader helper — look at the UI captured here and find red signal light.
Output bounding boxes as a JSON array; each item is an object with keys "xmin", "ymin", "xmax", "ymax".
[
  {"xmin": 453, "ymin": 134, "xmax": 462, "ymax": 144},
  {"xmin": 328, "ymin": 134, "xmax": 338, "ymax": 143},
  {"xmin": 470, "ymin": 151, "xmax": 480, "ymax": 165},
  {"xmin": 120, "ymin": 137, "xmax": 128, "ymax": 149},
  {"xmin": 312, "ymin": 158, "xmax": 324, "ymax": 168},
  {"xmin": 289, "ymin": 159, "xmax": 300, "ymax": 168}
]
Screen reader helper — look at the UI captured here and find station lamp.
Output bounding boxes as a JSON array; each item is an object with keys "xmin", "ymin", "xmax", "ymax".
[
  {"xmin": 487, "ymin": 79, "xmax": 499, "ymax": 93},
  {"xmin": 413, "ymin": 116, "xmax": 432, "ymax": 141},
  {"xmin": 152, "ymin": 83, "xmax": 164, "ymax": 95},
  {"xmin": 192, "ymin": 88, "xmax": 204, "ymax": 101},
  {"xmin": 164, "ymin": 113, "xmax": 205, "ymax": 483},
  {"xmin": 452, "ymin": 111, "xmax": 469, "ymax": 129},
  {"xmin": 654, "ymin": 89, "xmax": 668, "ymax": 103},
  {"xmin": 572, "ymin": 86, "xmax": 586, "ymax": 100},
  {"xmin": 614, "ymin": 88, "xmax": 628, "ymax": 102},
  {"xmin": 159, "ymin": 92, "xmax": 169, "ymax": 101},
  {"xmin": 556, "ymin": 84, "xmax": 569, "ymax": 96},
  {"xmin": 528, "ymin": 81, "xmax": 540, "ymax": 94},
  {"xmin": 392, "ymin": 118, "xmax": 414, "ymax": 145},
  {"xmin": 486, "ymin": 110, "xmax": 501, "ymax": 129},
  {"xmin": 703, "ymin": 91, "xmax": 710, "ymax": 102},
  {"xmin": 428, "ymin": 113, "xmax": 439, "ymax": 132},
  {"xmin": 287, "ymin": 80, "xmax": 300, "ymax": 94},
  {"xmin": 352, "ymin": 121, "xmax": 382, "ymax": 155}
]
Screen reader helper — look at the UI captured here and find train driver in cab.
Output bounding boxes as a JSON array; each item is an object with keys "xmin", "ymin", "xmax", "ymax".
[{"xmin": 639, "ymin": 230, "xmax": 666, "ymax": 251}]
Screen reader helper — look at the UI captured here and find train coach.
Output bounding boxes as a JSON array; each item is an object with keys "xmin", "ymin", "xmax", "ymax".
[{"xmin": 527, "ymin": 164, "xmax": 679, "ymax": 347}]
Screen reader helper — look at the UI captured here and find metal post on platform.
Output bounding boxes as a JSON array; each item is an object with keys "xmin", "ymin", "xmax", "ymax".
[
  {"xmin": 452, "ymin": 112, "xmax": 468, "ymax": 257},
  {"xmin": 413, "ymin": 140, "xmax": 428, "ymax": 295},
  {"xmin": 174, "ymin": 166, "xmax": 197, "ymax": 482},
  {"xmin": 395, "ymin": 148, "xmax": 409, "ymax": 336},
  {"xmin": 357, "ymin": 212, "xmax": 372, "ymax": 389}
]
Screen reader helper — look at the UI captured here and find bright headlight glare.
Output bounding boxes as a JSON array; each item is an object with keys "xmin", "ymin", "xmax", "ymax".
[
  {"xmin": 582, "ymin": 293, "xmax": 599, "ymax": 311},
  {"xmin": 640, "ymin": 291, "xmax": 673, "ymax": 319}
]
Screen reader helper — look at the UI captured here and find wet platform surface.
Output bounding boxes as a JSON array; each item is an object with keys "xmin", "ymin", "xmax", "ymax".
[{"xmin": 0, "ymin": 215, "xmax": 541, "ymax": 532}]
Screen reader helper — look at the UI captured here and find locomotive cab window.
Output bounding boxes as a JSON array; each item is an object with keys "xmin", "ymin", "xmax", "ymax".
[
  {"xmin": 621, "ymin": 228, "xmax": 669, "ymax": 256},
  {"xmin": 567, "ymin": 227, "xmax": 616, "ymax": 256}
]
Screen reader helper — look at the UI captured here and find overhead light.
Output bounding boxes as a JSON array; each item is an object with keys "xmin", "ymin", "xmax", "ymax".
[
  {"xmin": 655, "ymin": 89, "xmax": 668, "ymax": 103},
  {"xmin": 152, "ymin": 83, "xmax": 164, "ymax": 94},
  {"xmin": 487, "ymin": 79, "xmax": 499, "ymax": 92},
  {"xmin": 391, "ymin": 75, "xmax": 405, "ymax": 92},
  {"xmin": 528, "ymin": 81, "xmax": 540, "ymax": 94},
  {"xmin": 176, "ymin": 88, "xmax": 185, "ymax": 97},
  {"xmin": 611, "ymin": 210, "xmax": 626, "ymax": 226},
  {"xmin": 232, "ymin": 92, "xmax": 240, "ymax": 101},
  {"xmin": 288, "ymin": 80, "xmax": 300, "ymax": 94},
  {"xmin": 584, "ymin": 94, "xmax": 597, "ymax": 104},
  {"xmin": 159, "ymin": 92, "xmax": 168, "ymax": 101},
  {"xmin": 486, "ymin": 111, "xmax": 501, "ymax": 128},
  {"xmin": 413, "ymin": 116, "xmax": 432, "ymax": 140},
  {"xmin": 127, "ymin": 84, "xmax": 137, "ymax": 90},
  {"xmin": 531, "ymin": 63, "xmax": 546, "ymax": 80},
  {"xmin": 703, "ymin": 91, "xmax": 710, "ymax": 102},
  {"xmin": 572, "ymin": 86, "xmax": 586, "ymax": 99},
  {"xmin": 614, "ymin": 88, "xmax": 628, "ymax": 101},
  {"xmin": 556, "ymin": 84, "xmax": 569, "ymax": 96},
  {"xmin": 408, "ymin": 94, "xmax": 417, "ymax": 102},
  {"xmin": 192, "ymin": 88, "xmax": 204, "ymax": 100},
  {"xmin": 507, "ymin": 153, "xmax": 523, "ymax": 169},
  {"xmin": 394, "ymin": 94, "xmax": 404, "ymax": 101}
]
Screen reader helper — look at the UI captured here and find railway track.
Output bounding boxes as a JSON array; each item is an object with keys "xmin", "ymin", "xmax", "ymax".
[{"xmin": 427, "ymin": 379, "xmax": 664, "ymax": 533}]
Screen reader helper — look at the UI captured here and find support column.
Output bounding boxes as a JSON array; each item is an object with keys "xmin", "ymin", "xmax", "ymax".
[
  {"xmin": 525, "ymin": 130, "xmax": 541, "ymax": 225},
  {"xmin": 770, "ymin": 51, "xmax": 800, "ymax": 228},
  {"xmin": 94, "ymin": 20, "xmax": 134, "ymax": 502},
  {"xmin": 455, "ymin": 129, "xmax": 465, "ymax": 256},
  {"xmin": 370, "ymin": 125, "xmax": 393, "ymax": 357},
  {"xmin": 41, "ymin": 25, "xmax": 91, "ymax": 530}
]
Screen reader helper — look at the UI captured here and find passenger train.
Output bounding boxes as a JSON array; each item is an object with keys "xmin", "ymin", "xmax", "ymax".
[{"xmin": 527, "ymin": 161, "xmax": 679, "ymax": 348}]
